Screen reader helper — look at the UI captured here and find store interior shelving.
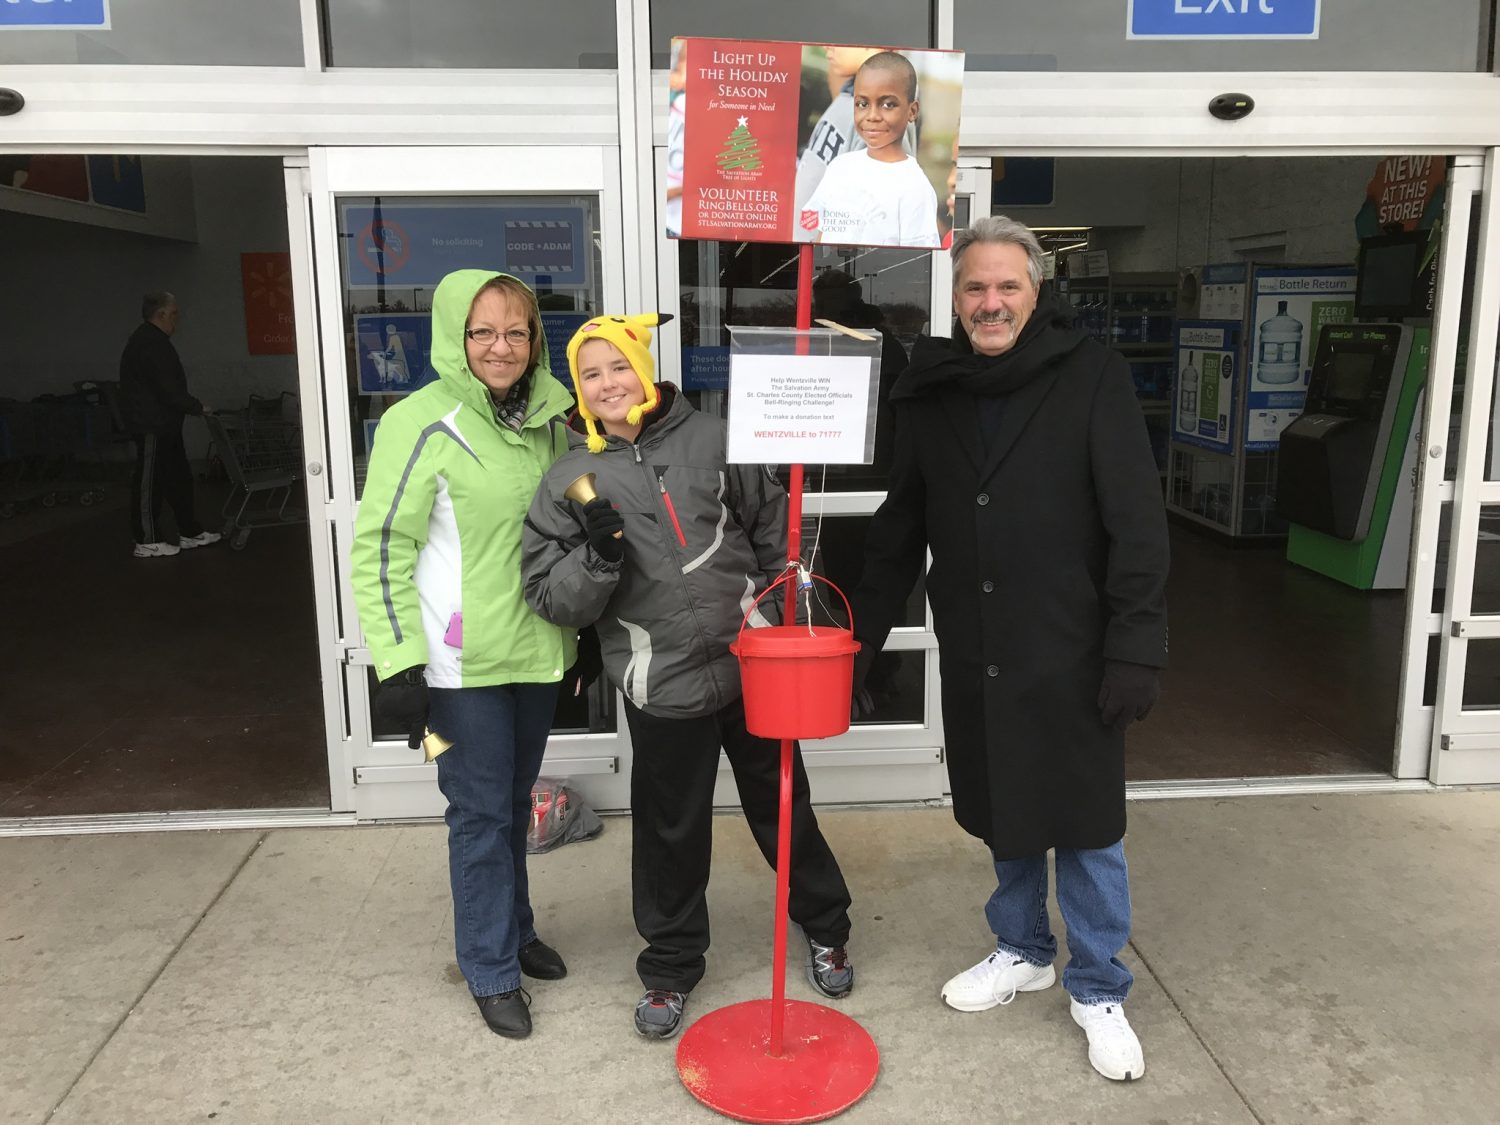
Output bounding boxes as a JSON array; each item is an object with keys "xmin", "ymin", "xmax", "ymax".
[{"xmin": 1059, "ymin": 270, "xmax": 1178, "ymax": 480}]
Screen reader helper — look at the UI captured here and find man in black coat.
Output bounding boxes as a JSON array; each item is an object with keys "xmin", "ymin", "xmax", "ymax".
[
  {"xmin": 851, "ymin": 215, "xmax": 1168, "ymax": 1082},
  {"xmin": 118, "ymin": 291, "xmax": 219, "ymax": 558}
]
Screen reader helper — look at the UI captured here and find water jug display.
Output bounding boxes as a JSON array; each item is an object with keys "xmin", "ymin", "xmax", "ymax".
[
  {"xmin": 1256, "ymin": 300, "xmax": 1303, "ymax": 385},
  {"xmin": 1178, "ymin": 351, "xmax": 1199, "ymax": 432}
]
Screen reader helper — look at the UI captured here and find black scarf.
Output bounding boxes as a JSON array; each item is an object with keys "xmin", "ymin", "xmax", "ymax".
[{"xmin": 891, "ymin": 282, "xmax": 1088, "ymax": 402}]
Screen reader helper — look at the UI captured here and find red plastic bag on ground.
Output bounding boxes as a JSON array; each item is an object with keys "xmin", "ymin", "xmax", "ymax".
[{"xmin": 526, "ymin": 777, "xmax": 604, "ymax": 854}]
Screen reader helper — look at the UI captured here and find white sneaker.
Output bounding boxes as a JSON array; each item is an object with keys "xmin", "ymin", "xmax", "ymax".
[
  {"xmin": 940, "ymin": 949, "xmax": 1056, "ymax": 1012},
  {"xmin": 1070, "ymin": 998, "xmax": 1145, "ymax": 1081},
  {"xmin": 179, "ymin": 531, "xmax": 222, "ymax": 549},
  {"xmin": 133, "ymin": 541, "xmax": 180, "ymax": 558}
]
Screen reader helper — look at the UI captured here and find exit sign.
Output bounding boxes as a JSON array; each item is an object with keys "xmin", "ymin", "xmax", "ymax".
[{"xmin": 1128, "ymin": 0, "xmax": 1320, "ymax": 40}]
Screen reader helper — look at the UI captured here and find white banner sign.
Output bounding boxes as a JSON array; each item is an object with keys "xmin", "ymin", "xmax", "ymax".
[{"xmin": 726, "ymin": 353, "xmax": 875, "ymax": 464}]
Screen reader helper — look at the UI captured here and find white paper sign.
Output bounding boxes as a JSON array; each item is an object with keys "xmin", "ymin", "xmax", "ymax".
[
  {"xmin": 1074, "ymin": 249, "xmax": 1110, "ymax": 278},
  {"xmin": 726, "ymin": 353, "xmax": 874, "ymax": 464}
]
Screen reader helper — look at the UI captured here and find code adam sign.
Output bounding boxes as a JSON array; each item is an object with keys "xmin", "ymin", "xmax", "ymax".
[{"xmin": 1128, "ymin": 0, "xmax": 1320, "ymax": 39}]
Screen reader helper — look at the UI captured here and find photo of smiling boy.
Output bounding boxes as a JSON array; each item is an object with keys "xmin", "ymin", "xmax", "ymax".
[{"xmin": 799, "ymin": 51, "xmax": 941, "ymax": 249}]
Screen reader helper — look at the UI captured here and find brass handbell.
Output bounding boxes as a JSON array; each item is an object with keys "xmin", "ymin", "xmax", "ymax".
[
  {"xmin": 564, "ymin": 471, "xmax": 622, "ymax": 538},
  {"xmin": 422, "ymin": 727, "xmax": 454, "ymax": 762}
]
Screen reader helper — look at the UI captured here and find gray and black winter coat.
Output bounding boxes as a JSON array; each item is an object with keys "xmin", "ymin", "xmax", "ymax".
[{"xmin": 522, "ymin": 385, "xmax": 788, "ymax": 720}]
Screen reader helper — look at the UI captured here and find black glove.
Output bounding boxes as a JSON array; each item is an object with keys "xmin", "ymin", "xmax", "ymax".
[
  {"xmin": 1097, "ymin": 660, "xmax": 1160, "ymax": 733},
  {"xmin": 565, "ymin": 625, "xmax": 604, "ymax": 698},
  {"xmin": 583, "ymin": 497, "xmax": 625, "ymax": 563},
  {"xmin": 850, "ymin": 643, "xmax": 877, "ymax": 720},
  {"xmin": 376, "ymin": 664, "xmax": 429, "ymax": 750}
]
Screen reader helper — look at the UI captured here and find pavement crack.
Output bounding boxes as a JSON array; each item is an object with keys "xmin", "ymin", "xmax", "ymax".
[
  {"xmin": 43, "ymin": 831, "xmax": 269, "ymax": 1122},
  {"xmin": 1131, "ymin": 938, "xmax": 1269, "ymax": 1125}
]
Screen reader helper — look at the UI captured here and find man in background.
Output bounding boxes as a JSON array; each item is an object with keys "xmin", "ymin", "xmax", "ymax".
[{"xmin": 118, "ymin": 291, "xmax": 220, "ymax": 558}]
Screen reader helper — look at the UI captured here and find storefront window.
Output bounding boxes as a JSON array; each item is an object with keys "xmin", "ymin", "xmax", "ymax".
[
  {"xmin": 368, "ymin": 666, "xmax": 618, "ymax": 737},
  {"xmin": 0, "ymin": 0, "xmax": 301, "ymax": 65},
  {"xmin": 337, "ymin": 193, "xmax": 615, "ymax": 735},
  {"xmin": 677, "ymin": 239, "xmax": 931, "ymax": 492},
  {"xmin": 850, "ymin": 645, "xmax": 925, "ymax": 725},
  {"xmin": 649, "ymin": 1, "xmax": 933, "ymax": 64},
  {"xmin": 323, "ymin": 0, "xmax": 618, "ymax": 68},
  {"xmin": 802, "ymin": 512, "xmax": 927, "ymax": 634},
  {"xmin": 956, "ymin": 1, "xmax": 1492, "ymax": 72},
  {"xmin": 338, "ymin": 193, "xmax": 603, "ymax": 501},
  {"xmin": 791, "ymin": 511, "xmax": 926, "ymax": 722}
]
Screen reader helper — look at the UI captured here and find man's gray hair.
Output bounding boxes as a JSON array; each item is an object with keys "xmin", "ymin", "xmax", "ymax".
[
  {"xmin": 142, "ymin": 291, "xmax": 176, "ymax": 321},
  {"xmin": 951, "ymin": 215, "xmax": 1045, "ymax": 290}
]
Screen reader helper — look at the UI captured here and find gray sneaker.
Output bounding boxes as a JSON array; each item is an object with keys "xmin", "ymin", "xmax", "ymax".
[
  {"xmin": 132, "ymin": 541, "xmax": 180, "ymax": 558},
  {"xmin": 634, "ymin": 989, "xmax": 686, "ymax": 1039},
  {"xmin": 805, "ymin": 936, "xmax": 854, "ymax": 999}
]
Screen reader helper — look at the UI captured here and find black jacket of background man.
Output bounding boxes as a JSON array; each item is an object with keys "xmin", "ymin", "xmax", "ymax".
[
  {"xmin": 118, "ymin": 321, "xmax": 202, "ymax": 435},
  {"xmin": 850, "ymin": 282, "xmax": 1169, "ymax": 860}
]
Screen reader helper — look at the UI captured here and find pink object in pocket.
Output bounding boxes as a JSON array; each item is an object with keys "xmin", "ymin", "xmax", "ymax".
[{"xmin": 443, "ymin": 612, "xmax": 463, "ymax": 648}]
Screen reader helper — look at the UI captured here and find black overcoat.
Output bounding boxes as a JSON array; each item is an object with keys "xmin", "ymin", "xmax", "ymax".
[{"xmin": 852, "ymin": 287, "xmax": 1169, "ymax": 859}]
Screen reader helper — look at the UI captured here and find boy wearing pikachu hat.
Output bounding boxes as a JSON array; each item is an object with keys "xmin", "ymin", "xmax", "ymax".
[{"xmin": 522, "ymin": 314, "xmax": 856, "ymax": 1040}]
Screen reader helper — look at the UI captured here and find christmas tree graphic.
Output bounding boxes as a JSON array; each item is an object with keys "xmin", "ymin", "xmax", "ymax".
[{"xmin": 717, "ymin": 116, "xmax": 762, "ymax": 172}]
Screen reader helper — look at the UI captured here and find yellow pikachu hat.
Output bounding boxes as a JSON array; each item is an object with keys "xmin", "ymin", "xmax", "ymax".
[{"xmin": 566, "ymin": 313, "xmax": 674, "ymax": 453}]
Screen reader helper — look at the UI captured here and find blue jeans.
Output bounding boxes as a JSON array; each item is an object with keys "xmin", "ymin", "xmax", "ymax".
[
  {"xmin": 430, "ymin": 682, "xmax": 558, "ymax": 997},
  {"xmin": 985, "ymin": 839, "xmax": 1134, "ymax": 1005}
]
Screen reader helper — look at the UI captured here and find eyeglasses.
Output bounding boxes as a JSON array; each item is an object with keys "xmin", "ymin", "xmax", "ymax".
[{"xmin": 465, "ymin": 327, "xmax": 532, "ymax": 347}]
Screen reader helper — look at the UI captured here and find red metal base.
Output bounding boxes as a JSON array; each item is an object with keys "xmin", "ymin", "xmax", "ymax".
[{"xmin": 676, "ymin": 999, "xmax": 879, "ymax": 1123}]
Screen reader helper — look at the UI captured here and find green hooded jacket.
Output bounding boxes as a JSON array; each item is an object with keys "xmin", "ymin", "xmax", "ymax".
[{"xmin": 350, "ymin": 270, "xmax": 578, "ymax": 688}]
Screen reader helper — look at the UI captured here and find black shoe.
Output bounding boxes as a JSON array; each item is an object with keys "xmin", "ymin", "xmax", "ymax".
[
  {"xmin": 806, "ymin": 936, "xmax": 854, "ymax": 999},
  {"xmin": 634, "ymin": 989, "xmax": 687, "ymax": 1039},
  {"xmin": 474, "ymin": 987, "xmax": 532, "ymax": 1038},
  {"xmin": 518, "ymin": 937, "xmax": 567, "ymax": 980}
]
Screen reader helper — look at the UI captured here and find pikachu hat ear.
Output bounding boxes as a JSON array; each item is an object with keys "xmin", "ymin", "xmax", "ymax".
[{"xmin": 565, "ymin": 313, "xmax": 675, "ymax": 453}]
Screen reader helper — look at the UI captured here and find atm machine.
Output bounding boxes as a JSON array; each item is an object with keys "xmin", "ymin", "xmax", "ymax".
[{"xmin": 1277, "ymin": 323, "xmax": 1428, "ymax": 589}]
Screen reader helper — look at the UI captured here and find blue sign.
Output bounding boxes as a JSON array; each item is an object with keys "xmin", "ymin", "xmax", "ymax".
[
  {"xmin": 1172, "ymin": 321, "xmax": 1239, "ymax": 455},
  {"xmin": 540, "ymin": 312, "xmax": 590, "ymax": 386},
  {"xmin": 1128, "ymin": 0, "xmax": 1319, "ymax": 40},
  {"xmin": 682, "ymin": 346, "xmax": 730, "ymax": 392},
  {"xmin": 354, "ymin": 314, "xmax": 433, "ymax": 396},
  {"xmin": 87, "ymin": 155, "xmax": 145, "ymax": 212},
  {"xmin": 1, "ymin": 0, "xmax": 109, "ymax": 29},
  {"xmin": 341, "ymin": 203, "xmax": 589, "ymax": 289},
  {"xmin": 1200, "ymin": 262, "xmax": 1247, "ymax": 285}
]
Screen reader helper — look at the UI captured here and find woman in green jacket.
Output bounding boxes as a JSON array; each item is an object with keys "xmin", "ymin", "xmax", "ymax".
[{"xmin": 350, "ymin": 269, "xmax": 579, "ymax": 1040}]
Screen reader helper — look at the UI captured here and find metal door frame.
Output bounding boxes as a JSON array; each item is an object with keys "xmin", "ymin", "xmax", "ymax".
[
  {"xmin": 1427, "ymin": 150, "xmax": 1500, "ymax": 783},
  {"xmin": 296, "ymin": 145, "xmax": 632, "ymax": 820}
]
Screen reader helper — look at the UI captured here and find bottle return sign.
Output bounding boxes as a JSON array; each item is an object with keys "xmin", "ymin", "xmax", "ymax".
[
  {"xmin": 1, "ymin": 0, "xmax": 110, "ymax": 29},
  {"xmin": 1127, "ymin": 0, "xmax": 1320, "ymax": 39}
]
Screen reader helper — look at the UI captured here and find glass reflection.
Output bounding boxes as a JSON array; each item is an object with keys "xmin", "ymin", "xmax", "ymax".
[
  {"xmin": 955, "ymin": 0, "xmax": 1487, "ymax": 72},
  {"xmin": 325, "ymin": 0, "xmax": 618, "ymax": 68},
  {"xmin": 802, "ymin": 513, "xmax": 926, "ymax": 726},
  {"xmin": 677, "ymin": 240, "xmax": 930, "ymax": 490},
  {"xmin": 340, "ymin": 194, "xmax": 603, "ymax": 500},
  {"xmin": 0, "ymin": 0, "xmax": 300, "ymax": 65},
  {"xmin": 366, "ymin": 665, "xmax": 617, "ymax": 741},
  {"xmin": 343, "ymin": 194, "xmax": 613, "ymax": 737},
  {"xmin": 648, "ymin": 1, "xmax": 933, "ymax": 63}
]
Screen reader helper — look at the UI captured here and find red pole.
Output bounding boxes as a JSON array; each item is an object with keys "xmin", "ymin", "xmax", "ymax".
[{"xmin": 769, "ymin": 243, "xmax": 815, "ymax": 1058}]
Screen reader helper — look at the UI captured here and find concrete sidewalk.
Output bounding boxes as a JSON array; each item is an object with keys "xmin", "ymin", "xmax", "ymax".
[{"xmin": 3, "ymin": 790, "xmax": 1497, "ymax": 1124}]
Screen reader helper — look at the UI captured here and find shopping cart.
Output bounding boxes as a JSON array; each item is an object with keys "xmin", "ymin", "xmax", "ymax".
[
  {"xmin": 0, "ymin": 393, "xmax": 115, "ymax": 519},
  {"xmin": 204, "ymin": 410, "xmax": 306, "ymax": 550}
]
